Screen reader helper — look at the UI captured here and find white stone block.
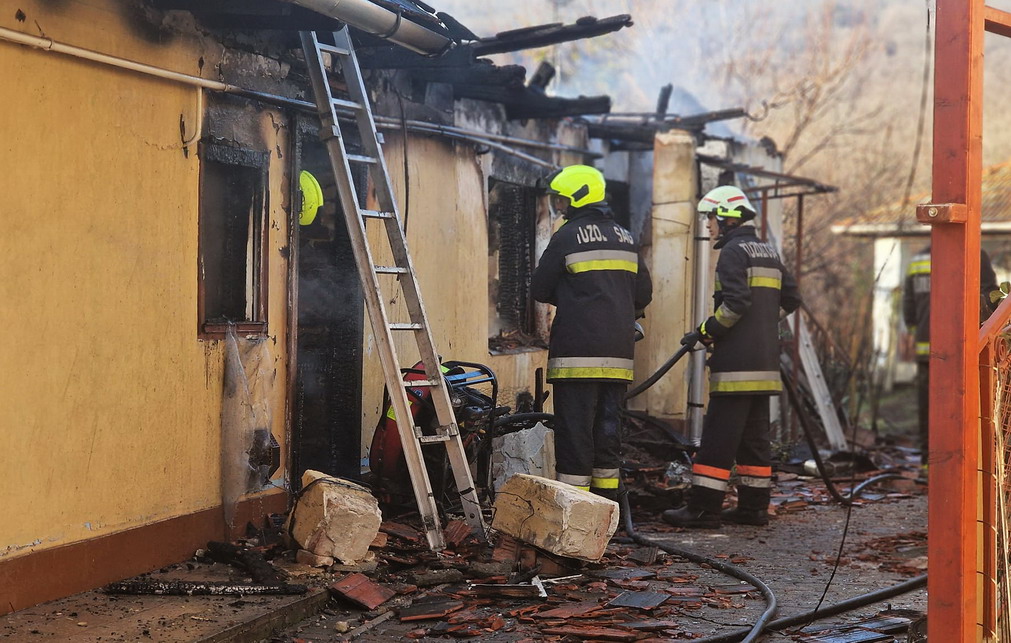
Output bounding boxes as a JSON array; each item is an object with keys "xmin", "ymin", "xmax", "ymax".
[
  {"xmin": 286, "ymin": 470, "xmax": 382, "ymax": 564},
  {"xmin": 491, "ymin": 473, "xmax": 618, "ymax": 562},
  {"xmin": 491, "ymin": 423, "xmax": 556, "ymax": 492}
]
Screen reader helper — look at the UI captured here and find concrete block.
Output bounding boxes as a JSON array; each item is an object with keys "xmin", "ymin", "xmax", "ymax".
[
  {"xmin": 491, "ymin": 474, "xmax": 618, "ymax": 562},
  {"xmin": 491, "ymin": 423, "xmax": 556, "ymax": 492},
  {"xmin": 286, "ymin": 470, "xmax": 382, "ymax": 564}
]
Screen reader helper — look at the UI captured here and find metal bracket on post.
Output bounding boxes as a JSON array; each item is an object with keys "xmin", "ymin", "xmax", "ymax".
[{"xmin": 916, "ymin": 202, "xmax": 967, "ymax": 224}]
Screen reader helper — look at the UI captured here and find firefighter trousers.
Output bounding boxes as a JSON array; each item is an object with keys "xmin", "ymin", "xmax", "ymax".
[
  {"xmin": 551, "ymin": 381, "xmax": 624, "ymax": 500},
  {"xmin": 689, "ymin": 394, "xmax": 773, "ymax": 513}
]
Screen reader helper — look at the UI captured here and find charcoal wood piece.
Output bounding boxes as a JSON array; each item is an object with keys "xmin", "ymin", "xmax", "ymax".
[
  {"xmin": 103, "ymin": 580, "xmax": 306, "ymax": 596},
  {"xmin": 330, "ymin": 573, "xmax": 396, "ymax": 610},
  {"xmin": 468, "ymin": 575, "xmax": 548, "ymax": 600},
  {"xmin": 207, "ymin": 540, "xmax": 284, "ymax": 584},
  {"xmin": 407, "ymin": 568, "xmax": 464, "ymax": 587}
]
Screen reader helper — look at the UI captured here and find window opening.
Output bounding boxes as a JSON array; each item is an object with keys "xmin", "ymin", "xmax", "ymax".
[{"xmin": 198, "ymin": 143, "xmax": 269, "ymax": 339}]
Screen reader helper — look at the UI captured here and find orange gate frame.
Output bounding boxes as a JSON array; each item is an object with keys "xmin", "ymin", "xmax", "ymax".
[{"xmin": 926, "ymin": 2, "xmax": 1011, "ymax": 640}]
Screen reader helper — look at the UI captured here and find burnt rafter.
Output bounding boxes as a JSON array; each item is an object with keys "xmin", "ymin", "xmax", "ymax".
[
  {"xmin": 586, "ymin": 108, "xmax": 750, "ymax": 143},
  {"xmin": 456, "ymin": 85, "xmax": 611, "ymax": 120},
  {"xmin": 472, "ymin": 14, "xmax": 633, "ymax": 56}
]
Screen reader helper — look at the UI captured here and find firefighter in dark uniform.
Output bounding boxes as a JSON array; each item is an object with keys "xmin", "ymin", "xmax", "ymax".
[
  {"xmin": 531, "ymin": 165, "xmax": 653, "ymax": 501},
  {"xmin": 663, "ymin": 185, "xmax": 801, "ymax": 528},
  {"xmin": 902, "ymin": 245, "xmax": 1001, "ymax": 465}
]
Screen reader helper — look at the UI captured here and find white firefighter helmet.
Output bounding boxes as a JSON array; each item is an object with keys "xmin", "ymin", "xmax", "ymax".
[{"xmin": 697, "ymin": 185, "xmax": 756, "ymax": 221}]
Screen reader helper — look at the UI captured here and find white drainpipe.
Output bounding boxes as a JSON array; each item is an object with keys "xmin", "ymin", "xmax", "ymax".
[
  {"xmin": 688, "ymin": 210, "xmax": 711, "ymax": 445},
  {"xmin": 283, "ymin": 0, "xmax": 451, "ymax": 55}
]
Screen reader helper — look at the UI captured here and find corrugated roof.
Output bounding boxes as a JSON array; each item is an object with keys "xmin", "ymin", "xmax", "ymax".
[{"xmin": 833, "ymin": 160, "xmax": 1011, "ymax": 237}]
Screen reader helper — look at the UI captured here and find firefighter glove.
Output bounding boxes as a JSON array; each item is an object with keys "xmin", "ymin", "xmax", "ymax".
[
  {"xmin": 680, "ymin": 330, "xmax": 702, "ymax": 348},
  {"xmin": 681, "ymin": 324, "xmax": 713, "ymax": 349}
]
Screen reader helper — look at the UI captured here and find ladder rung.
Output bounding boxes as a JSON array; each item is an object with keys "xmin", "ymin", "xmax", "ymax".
[
  {"xmin": 316, "ymin": 42, "xmax": 351, "ymax": 56},
  {"xmin": 347, "ymin": 154, "xmax": 378, "ymax": 165},
  {"xmin": 417, "ymin": 434, "xmax": 451, "ymax": 444},
  {"xmin": 390, "ymin": 323, "xmax": 424, "ymax": 331},
  {"xmin": 374, "ymin": 265, "xmax": 408, "ymax": 274},
  {"xmin": 332, "ymin": 97, "xmax": 363, "ymax": 111},
  {"xmin": 361, "ymin": 210, "xmax": 395, "ymax": 220},
  {"xmin": 407, "ymin": 379, "xmax": 442, "ymax": 388}
]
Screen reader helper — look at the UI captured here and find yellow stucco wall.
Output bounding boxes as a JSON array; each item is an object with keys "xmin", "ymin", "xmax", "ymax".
[
  {"xmin": 1, "ymin": 1, "xmax": 289, "ymax": 559},
  {"xmin": 630, "ymin": 131, "xmax": 698, "ymax": 419}
]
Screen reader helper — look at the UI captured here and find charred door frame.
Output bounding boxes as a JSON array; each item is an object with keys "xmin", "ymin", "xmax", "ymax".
[{"xmin": 288, "ymin": 112, "xmax": 365, "ymax": 487}]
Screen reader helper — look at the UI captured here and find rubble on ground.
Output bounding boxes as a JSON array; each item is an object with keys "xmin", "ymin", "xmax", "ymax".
[{"xmin": 88, "ymin": 427, "xmax": 930, "ymax": 641}]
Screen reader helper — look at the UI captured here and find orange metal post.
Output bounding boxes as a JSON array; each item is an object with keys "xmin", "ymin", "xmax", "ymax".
[{"xmin": 928, "ymin": 0, "xmax": 984, "ymax": 639}]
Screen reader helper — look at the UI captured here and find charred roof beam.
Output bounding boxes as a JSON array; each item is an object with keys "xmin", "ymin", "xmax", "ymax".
[
  {"xmin": 471, "ymin": 15, "xmax": 632, "ymax": 56},
  {"xmin": 698, "ymin": 154, "xmax": 837, "ymax": 196},
  {"xmin": 586, "ymin": 108, "xmax": 749, "ymax": 143}
]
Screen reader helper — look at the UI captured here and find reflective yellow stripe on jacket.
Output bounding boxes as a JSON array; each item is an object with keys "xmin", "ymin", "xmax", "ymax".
[
  {"xmin": 907, "ymin": 258, "xmax": 931, "ymax": 276},
  {"xmin": 547, "ymin": 356, "xmax": 635, "ymax": 381},
  {"xmin": 710, "ymin": 370, "xmax": 782, "ymax": 393},
  {"xmin": 916, "ymin": 341, "xmax": 930, "ymax": 356},
  {"xmin": 747, "ymin": 267, "xmax": 782, "ymax": 289},
  {"xmin": 565, "ymin": 249, "xmax": 638, "ymax": 274}
]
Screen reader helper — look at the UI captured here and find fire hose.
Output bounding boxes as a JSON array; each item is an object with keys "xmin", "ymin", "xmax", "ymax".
[{"xmin": 617, "ymin": 343, "xmax": 924, "ymax": 641}]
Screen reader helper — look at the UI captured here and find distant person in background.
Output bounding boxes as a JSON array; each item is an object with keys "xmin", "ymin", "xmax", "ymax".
[{"xmin": 902, "ymin": 245, "xmax": 1002, "ymax": 465}]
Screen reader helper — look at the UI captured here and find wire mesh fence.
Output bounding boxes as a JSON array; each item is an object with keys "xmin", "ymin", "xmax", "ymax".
[{"xmin": 984, "ymin": 327, "xmax": 1011, "ymax": 638}]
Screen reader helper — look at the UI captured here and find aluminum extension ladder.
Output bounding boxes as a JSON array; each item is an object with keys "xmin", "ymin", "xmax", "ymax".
[{"xmin": 299, "ymin": 28, "xmax": 486, "ymax": 550}]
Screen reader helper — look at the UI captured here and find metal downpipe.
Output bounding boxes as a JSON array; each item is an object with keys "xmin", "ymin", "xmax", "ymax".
[{"xmin": 688, "ymin": 210, "xmax": 711, "ymax": 444}]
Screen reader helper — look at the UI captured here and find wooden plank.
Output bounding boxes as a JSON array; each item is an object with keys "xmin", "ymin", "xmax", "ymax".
[
  {"xmin": 928, "ymin": 1, "xmax": 984, "ymax": 640},
  {"xmin": 984, "ymin": 5, "xmax": 1011, "ymax": 38},
  {"xmin": 797, "ymin": 318, "xmax": 846, "ymax": 450}
]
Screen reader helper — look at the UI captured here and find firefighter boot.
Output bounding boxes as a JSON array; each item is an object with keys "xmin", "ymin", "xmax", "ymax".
[
  {"xmin": 721, "ymin": 507, "xmax": 769, "ymax": 526},
  {"xmin": 723, "ymin": 486, "xmax": 770, "ymax": 526},
  {"xmin": 661, "ymin": 506, "xmax": 722, "ymax": 529}
]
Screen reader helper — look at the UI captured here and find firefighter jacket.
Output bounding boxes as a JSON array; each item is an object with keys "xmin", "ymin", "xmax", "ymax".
[
  {"xmin": 531, "ymin": 203, "xmax": 653, "ymax": 383},
  {"xmin": 702, "ymin": 224, "xmax": 801, "ymax": 396},
  {"xmin": 902, "ymin": 246, "xmax": 999, "ymax": 362}
]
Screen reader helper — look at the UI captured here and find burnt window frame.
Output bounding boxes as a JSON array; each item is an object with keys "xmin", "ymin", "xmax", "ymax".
[
  {"xmin": 487, "ymin": 178, "xmax": 542, "ymax": 352},
  {"xmin": 197, "ymin": 142, "xmax": 270, "ymax": 340}
]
